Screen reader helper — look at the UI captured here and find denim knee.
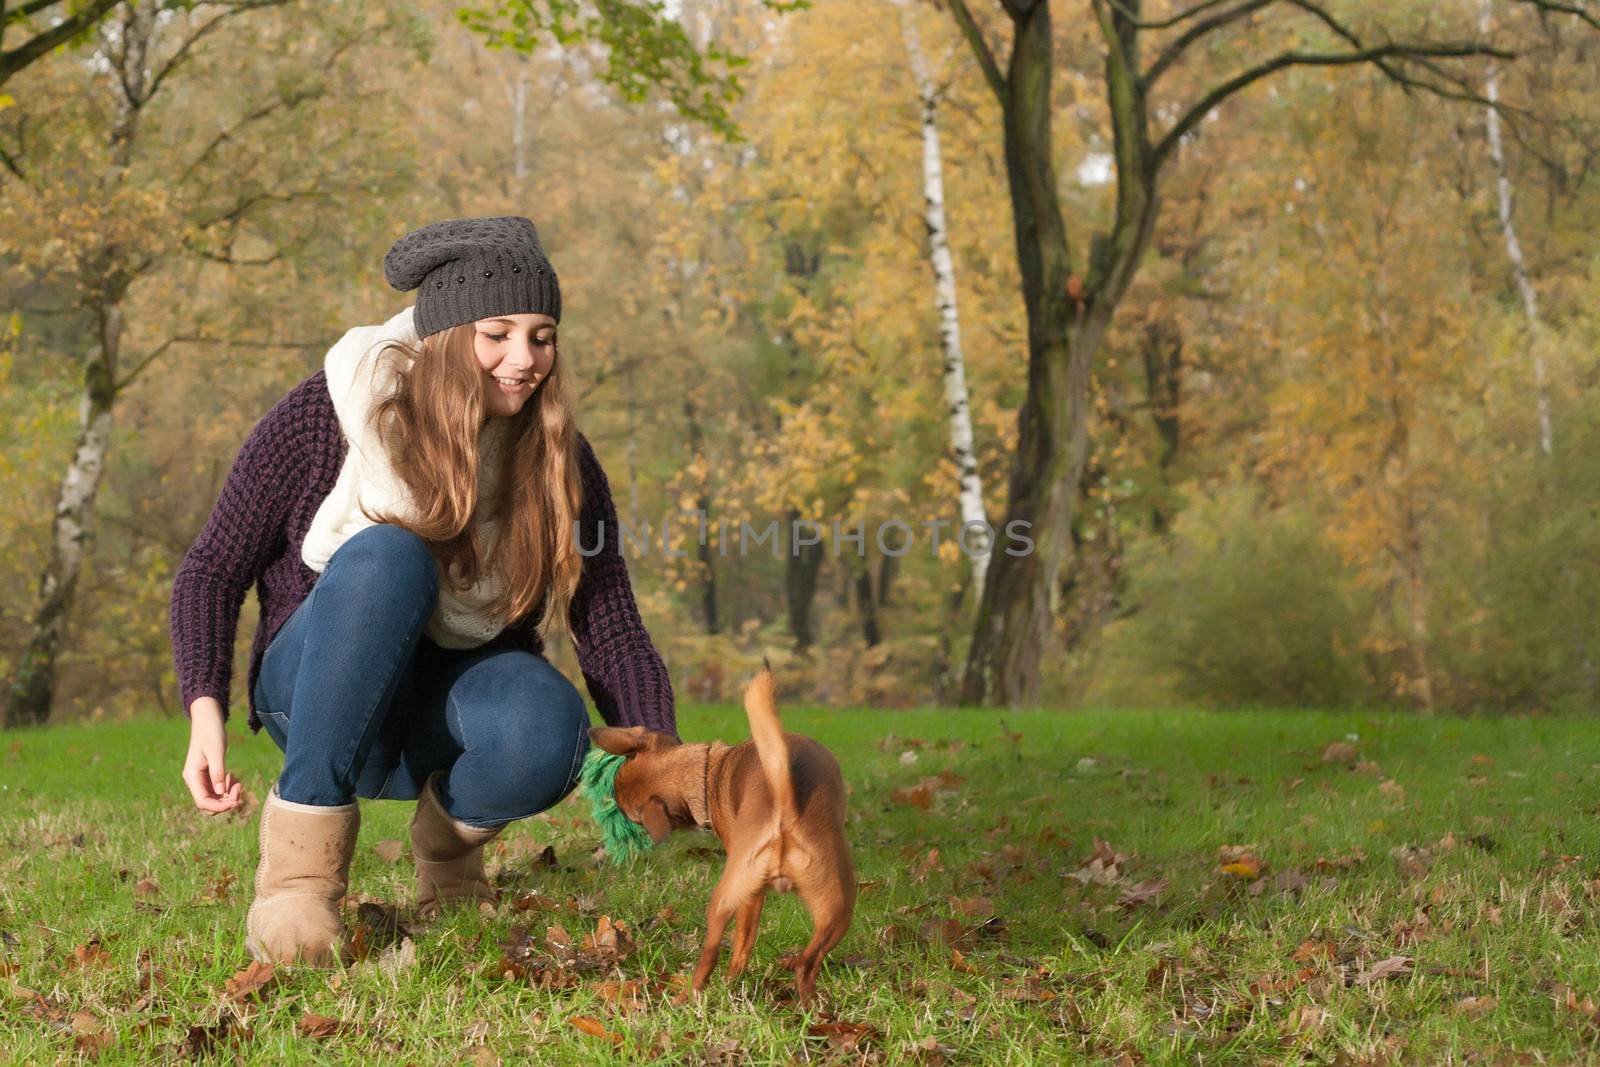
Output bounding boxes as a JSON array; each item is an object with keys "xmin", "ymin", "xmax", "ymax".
[
  {"xmin": 452, "ymin": 682, "xmax": 591, "ymax": 826},
  {"xmin": 329, "ymin": 524, "xmax": 439, "ymax": 602}
]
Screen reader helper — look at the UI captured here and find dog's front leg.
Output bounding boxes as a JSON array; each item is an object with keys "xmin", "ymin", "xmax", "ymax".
[
  {"xmin": 725, "ymin": 892, "xmax": 767, "ymax": 979},
  {"xmin": 691, "ymin": 870, "xmax": 749, "ymax": 993}
]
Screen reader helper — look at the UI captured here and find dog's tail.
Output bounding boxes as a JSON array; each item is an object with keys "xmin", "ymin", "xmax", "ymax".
[{"xmin": 745, "ymin": 657, "xmax": 797, "ymax": 822}]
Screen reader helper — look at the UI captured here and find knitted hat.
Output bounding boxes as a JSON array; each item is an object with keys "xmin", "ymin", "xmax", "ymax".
[{"xmin": 382, "ymin": 216, "xmax": 561, "ymax": 337}]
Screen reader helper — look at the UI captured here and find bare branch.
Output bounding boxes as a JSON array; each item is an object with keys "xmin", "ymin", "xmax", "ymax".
[
  {"xmin": 946, "ymin": 0, "xmax": 1006, "ymax": 101},
  {"xmin": 1510, "ymin": 0, "xmax": 1600, "ymax": 31},
  {"xmin": 1144, "ymin": 0, "xmax": 1277, "ymax": 87},
  {"xmin": 1102, "ymin": 0, "xmax": 1241, "ymax": 31},
  {"xmin": 112, "ymin": 336, "xmax": 176, "ymax": 392},
  {"xmin": 1152, "ymin": 40, "xmax": 1514, "ymax": 170}
]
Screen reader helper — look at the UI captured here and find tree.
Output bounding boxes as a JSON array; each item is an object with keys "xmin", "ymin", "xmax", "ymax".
[
  {"xmin": 943, "ymin": 0, "xmax": 1600, "ymax": 708},
  {"xmin": 1, "ymin": 0, "xmax": 422, "ymax": 726}
]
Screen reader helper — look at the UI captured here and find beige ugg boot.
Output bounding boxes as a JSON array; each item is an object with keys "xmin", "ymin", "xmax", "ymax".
[
  {"xmin": 244, "ymin": 787, "xmax": 360, "ymax": 965},
  {"xmin": 411, "ymin": 773, "xmax": 503, "ymax": 919}
]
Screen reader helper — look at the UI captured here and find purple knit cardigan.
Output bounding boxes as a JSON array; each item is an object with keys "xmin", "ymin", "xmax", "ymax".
[{"xmin": 168, "ymin": 369, "xmax": 677, "ymax": 737}]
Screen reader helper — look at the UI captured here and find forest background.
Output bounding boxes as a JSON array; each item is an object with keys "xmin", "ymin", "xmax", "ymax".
[{"xmin": 3, "ymin": 0, "xmax": 1599, "ymax": 726}]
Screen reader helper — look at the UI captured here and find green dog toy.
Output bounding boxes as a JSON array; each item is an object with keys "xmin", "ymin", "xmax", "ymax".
[{"xmin": 579, "ymin": 748, "xmax": 654, "ymax": 864}]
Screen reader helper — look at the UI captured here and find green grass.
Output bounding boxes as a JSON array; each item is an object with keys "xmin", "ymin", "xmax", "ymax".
[{"xmin": 4, "ymin": 705, "xmax": 1600, "ymax": 1064}]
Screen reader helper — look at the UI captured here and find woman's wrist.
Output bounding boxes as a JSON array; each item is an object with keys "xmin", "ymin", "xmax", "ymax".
[{"xmin": 188, "ymin": 696, "xmax": 225, "ymax": 729}]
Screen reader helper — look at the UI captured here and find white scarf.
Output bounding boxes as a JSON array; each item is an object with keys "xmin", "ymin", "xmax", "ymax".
[{"xmin": 301, "ymin": 305, "xmax": 514, "ymax": 649}]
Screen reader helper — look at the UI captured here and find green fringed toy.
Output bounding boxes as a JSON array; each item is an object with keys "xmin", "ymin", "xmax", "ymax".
[{"xmin": 579, "ymin": 748, "xmax": 654, "ymax": 864}]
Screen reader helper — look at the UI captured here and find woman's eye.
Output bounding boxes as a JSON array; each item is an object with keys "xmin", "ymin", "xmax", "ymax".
[
  {"xmin": 535, "ymin": 336, "xmax": 555, "ymax": 347},
  {"xmin": 487, "ymin": 333, "xmax": 507, "ymax": 342}
]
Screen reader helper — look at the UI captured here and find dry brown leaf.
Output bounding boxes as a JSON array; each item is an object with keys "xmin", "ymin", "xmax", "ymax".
[
  {"xmin": 808, "ymin": 1020, "xmax": 880, "ymax": 1049},
  {"xmin": 297, "ymin": 1012, "xmax": 342, "ymax": 1039},
  {"xmin": 512, "ymin": 892, "xmax": 558, "ymax": 912},
  {"xmin": 1455, "ymin": 995, "xmax": 1497, "ymax": 1017},
  {"xmin": 1355, "ymin": 955, "xmax": 1412, "ymax": 985},
  {"xmin": 68, "ymin": 940, "xmax": 112, "ymax": 969},
  {"xmin": 1291, "ymin": 938, "xmax": 1335, "ymax": 963},
  {"xmin": 891, "ymin": 784, "xmax": 934, "ymax": 810},
  {"xmin": 949, "ymin": 896, "xmax": 993, "ymax": 918},
  {"xmin": 1122, "ymin": 878, "xmax": 1170, "ymax": 907},
  {"xmin": 224, "ymin": 960, "xmax": 277, "ymax": 1001},
  {"xmin": 1322, "ymin": 741, "xmax": 1358, "ymax": 764},
  {"xmin": 570, "ymin": 1015, "xmax": 623, "ymax": 1044},
  {"xmin": 373, "ymin": 840, "xmax": 404, "ymax": 863},
  {"xmin": 1283, "ymin": 1004, "xmax": 1328, "ymax": 1036}
]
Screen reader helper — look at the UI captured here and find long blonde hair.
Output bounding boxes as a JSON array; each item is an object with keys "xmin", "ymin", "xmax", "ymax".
[{"xmin": 357, "ymin": 322, "xmax": 583, "ymax": 641}]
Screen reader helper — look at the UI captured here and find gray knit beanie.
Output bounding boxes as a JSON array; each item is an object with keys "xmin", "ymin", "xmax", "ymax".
[{"xmin": 383, "ymin": 215, "xmax": 561, "ymax": 337}]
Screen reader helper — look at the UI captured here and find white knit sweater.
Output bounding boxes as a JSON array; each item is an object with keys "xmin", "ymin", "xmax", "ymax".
[{"xmin": 301, "ymin": 305, "xmax": 514, "ymax": 648}]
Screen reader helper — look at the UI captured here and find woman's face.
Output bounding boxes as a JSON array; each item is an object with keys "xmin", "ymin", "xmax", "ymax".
[{"xmin": 473, "ymin": 312, "xmax": 558, "ymax": 419}]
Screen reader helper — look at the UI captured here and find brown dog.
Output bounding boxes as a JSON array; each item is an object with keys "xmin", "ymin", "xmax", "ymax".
[{"xmin": 588, "ymin": 662, "xmax": 855, "ymax": 1004}]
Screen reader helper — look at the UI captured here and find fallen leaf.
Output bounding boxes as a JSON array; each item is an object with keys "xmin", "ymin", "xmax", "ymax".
[
  {"xmin": 1291, "ymin": 939, "xmax": 1335, "ymax": 963},
  {"xmin": 224, "ymin": 960, "xmax": 276, "ymax": 1001},
  {"xmin": 1220, "ymin": 856, "xmax": 1263, "ymax": 880},
  {"xmin": 1322, "ymin": 741, "xmax": 1358, "ymax": 764},
  {"xmin": 1355, "ymin": 955, "xmax": 1412, "ymax": 985},
  {"xmin": 1283, "ymin": 1004, "xmax": 1328, "ymax": 1036},
  {"xmin": 891, "ymin": 784, "xmax": 934, "ymax": 810},
  {"xmin": 1456, "ymin": 995, "xmax": 1497, "ymax": 1017},
  {"xmin": 296, "ymin": 1012, "xmax": 342, "ymax": 1039},
  {"xmin": 808, "ymin": 1020, "xmax": 881, "ymax": 1049},
  {"xmin": 68, "ymin": 940, "xmax": 112, "ymax": 969},
  {"xmin": 570, "ymin": 1015, "xmax": 623, "ymax": 1044},
  {"xmin": 377, "ymin": 936, "xmax": 417, "ymax": 976},
  {"xmin": 373, "ymin": 840, "xmax": 404, "ymax": 863},
  {"xmin": 1116, "ymin": 879, "xmax": 1168, "ymax": 909},
  {"xmin": 949, "ymin": 896, "xmax": 993, "ymax": 918}
]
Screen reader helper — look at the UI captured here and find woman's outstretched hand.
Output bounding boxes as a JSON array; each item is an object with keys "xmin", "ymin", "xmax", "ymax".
[{"xmin": 184, "ymin": 697, "xmax": 243, "ymax": 813}]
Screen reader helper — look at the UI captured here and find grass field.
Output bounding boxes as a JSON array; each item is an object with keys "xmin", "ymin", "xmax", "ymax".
[{"xmin": 3, "ymin": 704, "xmax": 1600, "ymax": 1064}]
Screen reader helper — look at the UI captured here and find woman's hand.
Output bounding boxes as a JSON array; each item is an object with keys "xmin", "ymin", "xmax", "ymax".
[{"xmin": 183, "ymin": 697, "xmax": 243, "ymax": 813}]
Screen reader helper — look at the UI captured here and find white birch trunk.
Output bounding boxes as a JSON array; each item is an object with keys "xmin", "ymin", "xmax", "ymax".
[
  {"xmin": 1480, "ymin": 0, "xmax": 1553, "ymax": 457},
  {"xmin": 894, "ymin": 0, "xmax": 991, "ymax": 603}
]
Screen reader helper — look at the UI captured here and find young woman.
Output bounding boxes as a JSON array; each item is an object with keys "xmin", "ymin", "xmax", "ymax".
[{"xmin": 168, "ymin": 216, "xmax": 677, "ymax": 965}]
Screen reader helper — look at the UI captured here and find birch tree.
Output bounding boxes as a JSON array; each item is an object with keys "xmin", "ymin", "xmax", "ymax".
[
  {"xmin": 1, "ymin": 0, "xmax": 418, "ymax": 726},
  {"xmin": 894, "ymin": 0, "xmax": 993, "ymax": 606},
  {"xmin": 1480, "ymin": 0, "xmax": 1553, "ymax": 457}
]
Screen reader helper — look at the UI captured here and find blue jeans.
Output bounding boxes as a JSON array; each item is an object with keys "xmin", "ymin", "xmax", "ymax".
[{"xmin": 252, "ymin": 524, "xmax": 591, "ymax": 828}]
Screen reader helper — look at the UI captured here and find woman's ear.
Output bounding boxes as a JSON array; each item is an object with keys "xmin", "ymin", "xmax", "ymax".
[
  {"xmin": 640, "ymin": 797, "xmax": 673, "ymax": 843},
  {"xmin": 589, "ymin": 725, "xmax": 651, "ymax": 756}
]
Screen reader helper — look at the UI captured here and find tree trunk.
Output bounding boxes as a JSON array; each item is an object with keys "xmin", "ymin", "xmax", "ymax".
[
  {"xmin": 854, "ymin": 561, "xmax": 881, "ymax": 647},
  {"xmin": 785, "ymin": 506, "xmax": 825, "ymax": 651},
  {"xmin": 6, "ymin": 304, "xmax": 122, "ymax": 726},
  {"xmin": 958, "ymin": 1, "xmax": 1089, "ymax": 708},
  {"xmin": 682, "ymin": 396, "xmax": 718, "ymax": 635},
  {"xmin": 1140, "ymin": 316, "xmax": 1182, "ymax": 534},
  {"xmin": 895, "ymin": 0, "xmax": 992, "ymax": 604}
]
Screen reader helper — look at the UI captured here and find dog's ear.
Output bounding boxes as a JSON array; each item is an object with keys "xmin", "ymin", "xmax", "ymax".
[
  {"xmin": 639, "ymin": 797, "xmax": 673, "ymax": 844},
  {"xmin": 589, "ymin": 725, "xmax": 652, "ymax": 756}
]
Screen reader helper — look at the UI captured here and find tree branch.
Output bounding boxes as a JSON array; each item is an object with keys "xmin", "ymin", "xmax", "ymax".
[
  {"xmin": 945, "ymin": 0, "xmax": 1006, "ymax": 101},
  {"xmin": 1102, "ymin": 0, "xmax": 1240, "ymax": 31},
  {"xmin": 0, "ymin": 0, "xmax": 119, "ymax": 89},
  {"xmin": 1144, "ymin": 0, "xmax": 1277, "ymax": 87},
  {"xmin": 1152, "ymin": 41, "xmax": 1514, "ymax": 170},
  {"xmin": 1511, "ymin": 0, "xmax": 1600, "ymax": 31}
]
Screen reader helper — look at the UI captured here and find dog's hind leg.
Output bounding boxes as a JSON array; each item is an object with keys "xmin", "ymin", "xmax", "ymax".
[
  {"xmin": 725, "ymin": 892, "xmax": 767, "ymax": 979},
  {"xmin": 791, "ymin": 910, "xmax": 850, "ymax": 1006},
  {"xmin": 792, "ymin": 863, "xmax": 855, "ymax": 1004}
]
